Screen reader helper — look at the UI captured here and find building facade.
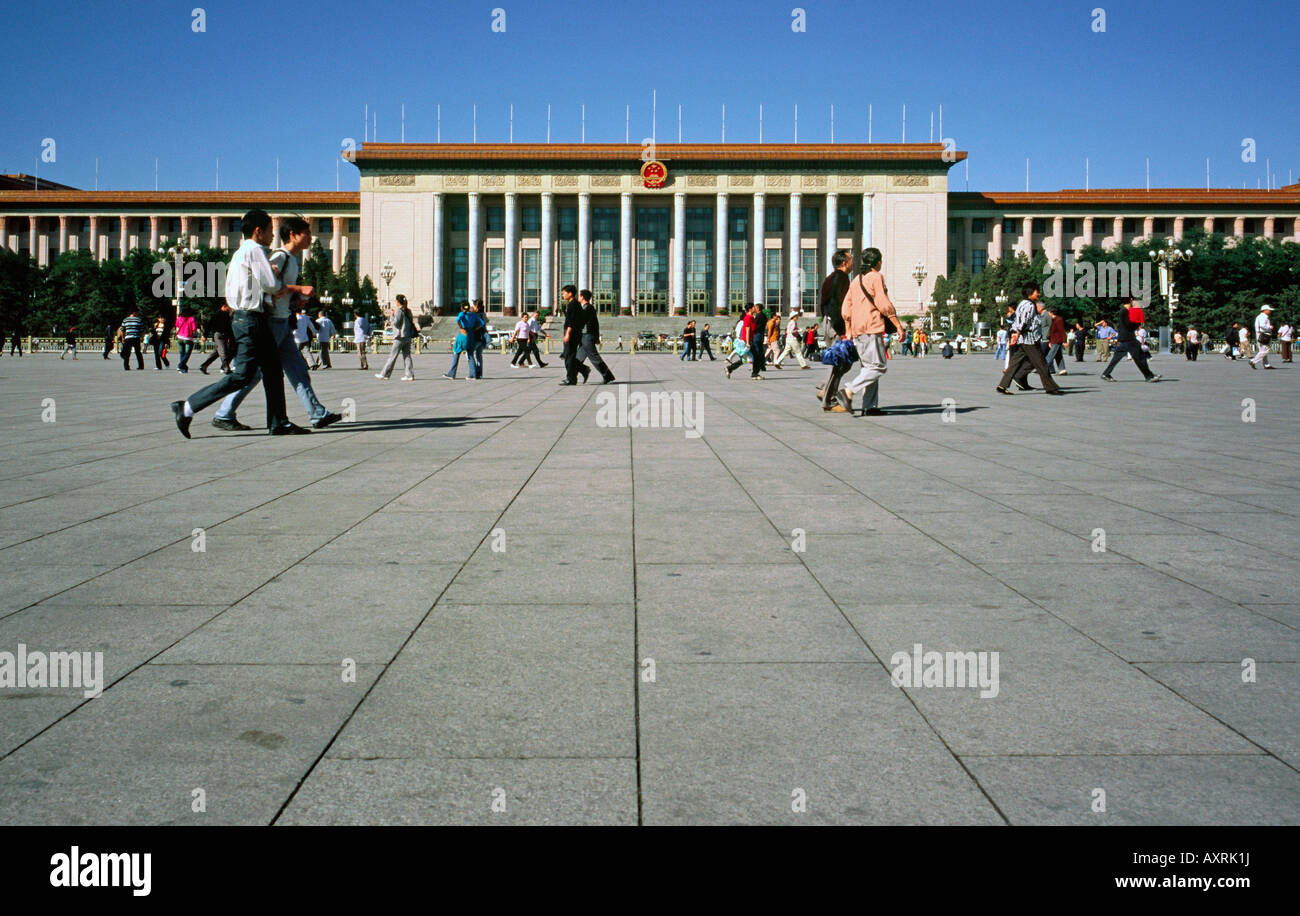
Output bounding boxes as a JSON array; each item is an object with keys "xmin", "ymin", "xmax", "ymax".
[{"xmin": 2, "ymin": 144, "xmax": 1298, "ymax": 321}]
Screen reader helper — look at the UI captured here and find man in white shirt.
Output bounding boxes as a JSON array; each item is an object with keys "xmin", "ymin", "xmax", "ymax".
[
  {"xmin": 313, "ymin": 310, "xmax": 336, "ymax": 369},
  {"xmin": 510, "ymin": 313, "xmax": 531, "ymax": 367},
  {"xmin": 524, "ymin": 311, "xmax": 548, "ymax": 367},
  {"xmin": 772, "ymin": 309, "xmax": 810, "ymax": 369},
  {"xmin": 353, "ymin": 311, "xmax": 370, "ymax": 370},
  {"xmin": 1185, "ymin": 326, "xmax": 1200, "ymax": 361},
  {"xmin": 1277, "ymin": 319, "xmax": 1293, "ymax": 363},
  {"xmin": 211, "ymin": 217, "xmax": 341, "ymax": 431},
  {"xmin": 171, "ymin": 208, "xmax": 295, "ymax": 438},
  {"xmin": 1250, "ymin": 304, "xmax": 1275, "ymax": 370}
]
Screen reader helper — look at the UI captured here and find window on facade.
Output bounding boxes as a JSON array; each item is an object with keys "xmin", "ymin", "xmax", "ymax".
[
  {"xmin": 228, "ymin": 218, "xmax": 241, "ymax": 233},
  {"xmin": 449, "ymin": 206, "xmax": 468, "ymax": 232},
  {"xmin": 592, "ymin": 207, "xmax": 620, "ymax": 311},
  {"xmin": 764, "ymin": 248, "xmax": 783, "ymax": 308},
  {"xmin": 800, "ymin": 249, "xmax": 817, "ymax": 310},
  {"xmin": 972, "ymin": 250, "xmax": 987, "ymax": 274},
  {"xmin": 1153, "ymin": 218, "xmax": 1168, "ymax": 234},
  {"xmin": 729, "ymin": 240, "xmax": 748, "ymax": 309},
  {"xmin": 558, "ymin": 207, "xmax": 577, "ymax": 237},
  {"xmin": 765, "ymin": 206, "xmax": 785, "ymax": 234},
  {"xmin": 558, "ymin": 240, "xmax": 577, "ymax": 293},
  {"xmin": 729, "ymin": 207, "xmax": 748, "ymax": 238},
  {"xmin": 634, "ymin": 207, "xmax": 668, "ymax": 313},
  {"xmin": 521, "ymin": 206, "xmax": 541, "ymax": 232},
  {"xmin": 486, "ymin": 207, "xmax": 504, "ymax": 232},
  {"xmin": 1062, "ymin": 219, "xmax": 1077, "ymax": 234},
  {"xmin": 522, "ymin": 247, "xmax": 540, "ymax": 310},
  {"xmin": 801, "ymin": 206, "xmax": 819, "ymax": 233},
  {"xmin": 1032, "ymin": 218, "xmax": 1047, "ymax": 234},
  {"xmin": 317, "ymin": 218, "xmax": 330, "ymax": 234},
  {"xmin": 948, "ymin": 249, "xmax": 958, "ymax": 274},
  {"xmin": 346, "ymin": 250, "xmax": 358, "ymax": 271},
  {"xmin": 486, "ymin": 248, "xmax": 504, "ymax": 310},
  {"xmin": 1002, "ymin": 218, "xmax": 1017, "ymax": 234},
  {"xmin": 685, "ymin": 207, "xmax": 714, "ymax": 311},
  {"xmin": 971, "ymin": 218, "xmax": 987, "ymax": 234},
  {"xmin": 1243, "ymin": 218, "xmax": 1256, "ymax": 234},
  {"xmin": 837, "ymin": 205, "xmax": 855, "ymax": 233},
  {"xmin": 451, "ymin": 247, "xmax": 468, "ymax": 304},
  {"xmin": 1123, "ymin": 218, "xmax": 1138, "ymax": 233},
  {"xmin": 348, "ymin": 218, "xmax": 360, "ymax": 232}
]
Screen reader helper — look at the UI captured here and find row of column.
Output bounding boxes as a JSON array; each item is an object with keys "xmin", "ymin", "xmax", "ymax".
[
  {"xmin": 977, "ymin": 215, "xmax": 1300, "ymax": 264},
  {"xmin": 433, "ymin": 190, "xmax": 877, "ymax": 315},
  {"xmin": 0, "ymin": 214, "xmax": 353, "ymax": 270}
]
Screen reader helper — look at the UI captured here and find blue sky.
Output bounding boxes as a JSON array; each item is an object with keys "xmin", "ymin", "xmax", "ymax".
[{"xmin": 2, "ymin": 0, "xmax": 1296, "ymax": 193}]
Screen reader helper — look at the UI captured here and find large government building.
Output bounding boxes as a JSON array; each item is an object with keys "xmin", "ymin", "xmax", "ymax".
[{"xmin": 3, "ymin": 144, "xmax": 1298, "ymax": 319}]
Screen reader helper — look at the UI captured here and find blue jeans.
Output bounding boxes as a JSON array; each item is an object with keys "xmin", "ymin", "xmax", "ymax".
[
  {"xmin": 177, "ymin": 339, "xmax": 194, "ymax": 371},
  {"xmin": 446, "ymin": 350, "xmax": 463, "ymax": 377},
  {"xmin": 467, "ymin": 345, "xmax": 484, "ymax": 378},
  {"xmin": 216, "ymin": 317, "xmax": 326, "ymax": 424},
  {"xmin": 994, "ymin": 343, "xmax": 1007, "ymax": 359}
]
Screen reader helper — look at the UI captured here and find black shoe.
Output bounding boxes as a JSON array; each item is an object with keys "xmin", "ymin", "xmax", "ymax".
[
  {"xmin": 270, "ymin": 422, "xmax": 311, "ymax": 435},
  {"xmin": 170, "ymin": 401, "xmax": 192, "ymax": 439},
  {"xmin": 1015, "ymin": 384, "xmax": 1035, "ymax": 391},
  {"xmin": 1045, "ymin": 389, "xmax": 1065, "ymax": 396},
  {"xmin": 211, "ymin": 417, "xmax": 252, "ymax": 431},
  {"xmin": 537, "ymin": 363, "xmax": 549, "ymax": 368},
  {"xmin": 1101, "ymin": 375, "xmax": 1116, "ymax": 382},
  {"xmin": 602, "ymin": 376, "xmax": 617, "ymax": 384},
  {"xmin": 199, "ymin": 365, "xmax": 209, "ymax": 375},
  {"xmin": 312, "ymin": 412, "xmax": 343, "ymax": 429},
  {"xmin": 558, "ymin": 380, "xmax": 576, "ymax": 386},
  {"xmin": 581, "ymin": 370, "xmax": 591, "ymax": 384},
  {"xmin": 996, "ymin": 386, "xmax": 1012, "ymax": 395}
]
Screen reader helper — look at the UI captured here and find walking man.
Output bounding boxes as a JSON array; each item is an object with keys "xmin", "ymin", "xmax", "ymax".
[
  {"xmin": 1100, "ymin": 296, "xmax": 1162, "ymax": 383},
  {"xmin": 1046, "ymin": 308, "xmax": 1067, "ymax": 375},
  {"xmin": 313, "ymin": 309, "xmax": 336, "ymax": 368},
  {"xmin": 102, "ymin": 322, "xmax": 115, "ymax": 359},
  {"xmin": 1072, "ymin": 320, "xmax": 1088, "ymax": 362},
  {"xmin": 170, "ymin": 208, "xmax": 303, "ymax": 438},
  {"xmin": 680, "ymin": 320, "xmax": 696, "ymax": 361},
  {"xmin": 773, "ymin": 308, "xmax": 810, "ymax": 369},
  {"xmin": 698, "ymin": 323, "xmax": 715, "ymax": 360},
  {"xmin": 524, "ymin": 310, "xmax": 548, "ymax": 367},
  {"xmin": 836, "ymin": 247, "xmax": 905, "ymax": 415},
  {"xmin": 996, "ymin": 282, "xmax": 1064, "ymax": 395},
  {"xmin": 199, "ymin": 304, "xmax": 233, "ymax": 374},
  {"xmin": 559, "ymin": 285, "xmax": 589, "ymax": 385},
  {"xmin": 1277, "ymin": 318, "xmax": 1293, "ymax": 363},
  {"xmin": 120, "ymin": 309, "xmax": 144, "ymax": 370},
  {"xmin": 1250, "ymin": 304, "xmax": 1275, "ymax": 370},
  {"xmin": 816, "ymin": 250, "xmax": 853, "ymax": 409},
  {"xmin": 353, "ymin": 310, "xmax": 370, "ymax": 370},
  {"xmin": 60, "ymin": 326, "xmax": 77, "ymax": 359},
  {"xmin": 1185, "ymin": 325, "xmax": 1200, "ymax": 361},
  {"xmin": 577, "ymin": 290, "xmax": 615, "ymax": 384}
]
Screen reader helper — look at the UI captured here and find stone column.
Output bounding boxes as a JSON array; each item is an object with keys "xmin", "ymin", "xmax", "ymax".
[
  {"xmin": 1233, "ymin": 216, "xmax": 1245, "ymax": 238},
  {"xmin": 990, "ymin": 219, "xmax": 1002, "ymax": 261},
  {"xmin": 788, "ymin": 192, "xmax": 802, "ymax": 311},
  {"xmin": 751, "ymin": 192, "xmax": 765, "ymax": 303},
  {"xmin": 861, "ymin": 192, "xmax": 874, "ymax": 248},
  {"xmin": 149, "ymin": 215, "xmax": 160, "ymax": 252},
  {"xmin": 339, "ymin": 232, "xmax": 349, "ymax": 273},
  {"xmin": 540, "ymin": 192, "xmax": 555, "ymax": 312},
  {"xmin": 119, "ymin": 215, "xmax": 129, "ymax": 259},
  {"xmin": 503, "ymin": 192, "xmax": 518, "ymax": 316},
  {"xmin": 1142, "ymin": 216, "xmax": 1154, "ymax": 242},
  {"xmin": 271, "ymin": 216, "xmax": 282, "ymax": 246},
  {"xmin": 1020, "ymin": 216, "xmax": 1033, "ymax": 258},
  {"xmin": 180, "ymin": 215, "xmax": 192, "ymax": 248},
  {"xmin": 672, "ymin": 192, "xmax": 687, "ymax": 316},
  {"xmin": 331, "ymin": 216, "xmax": 343, "ymax": 271},
  {"xmin": 1051, "ymin": 216, "xmax": 1063, "ymax": 262},
  {"xmin": 618, "ymin": 192, "xmax": 632, "ymax": 315},
  {"xmin": 1293, "ymin": 217, "xmax": 1300, "ymax": 243},
  {"xmin": 1263, "ymin": 216, "xmax": 1275, "ymax": 240},
  {"xmin": 467, "ymin": 192, "xmax": 482, "ymax": 304},
  {"xmin": 1173, "ymin": 217, "xmax": 1185, "ymax": 241},
  {"xmin": 1203, "ymin": 216, "xmax": 1214, "ymax": 234},
  {"xmin": 432, "ymin": 193, "xmax": 445, "ymax": 314},
  {"xmin": 715, "ymin": 192, "xmax": 728, "ymax": 315},
  {"xmin": 1082, "ymin": 217, "xmax": 1094, "ymax": 248},
  {"xmin": 577, "ymin": 192, "xmax": 591, "ymax": 292},
  {"xmin": 824, "ymin": 192, "xmax": 837, "ymax": 275},
  {"xmin": 29, "ymin": 216, "xmax": 39, "ymax": 264},
  {"xmin": 1112, "ymin": 216, "xmax": 1123, "ymax": 247},
  {"xmin": 210, "ymin": 215, "xmax": 221, "ymax": 249},
  {"xmin": 0, "ymin": 216, "xmax": 6, "ymax": 253},
  {"xmin": 58, "ymin": 215, "xmax": 69, "ymax": 255},
  {"xmin": 88, "ymin": 215, "xmax": 99, "ymax": 261}
]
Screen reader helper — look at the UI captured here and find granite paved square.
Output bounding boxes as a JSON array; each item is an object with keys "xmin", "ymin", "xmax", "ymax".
[{"xmin": 0, "ymin": 349, "xmax": 1296, "ymax": 824}]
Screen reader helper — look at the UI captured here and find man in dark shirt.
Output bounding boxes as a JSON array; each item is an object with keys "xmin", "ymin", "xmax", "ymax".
[
  {"xmin": 559, "ymin": 285, "xmax": 590, "ymax": 385},
  {"xmin": 575, "ymin": 290, "xmax": 615, "ymax": 384},
  {"xmin": 199, "ymin": 304, "xmax": 233, "ymax": 374},
  {"xmin": 102, "ymin": 322, "xmax": 115, "ymax": 359},
  {"xmin": 1046, "ymin": 308, "xmax": 1068, "ymax": 375},
  {"xmin": 698, "ymin": 323, "xmax": 714, "ymax": 360},
  {"xmin": 817, "ymin": 250, "xmax": 852, "ymax": 409},
  {"xmin": 680, "ymin": 321, "xmax": 696, "ymax": 361},
  {"xmin": 749, "ymin": 304, "xmax": 768, "ymax": 378},
  {"xmin": 1101, "ymin": 296, "xmax": 1161, "ymax": 382}
]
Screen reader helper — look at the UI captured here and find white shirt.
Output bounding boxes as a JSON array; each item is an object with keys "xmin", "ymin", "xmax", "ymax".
[
  {"xmin": 353, "ymin": 316, "xmax": 369, "ymax": 343},
  {"xmin": 513, "ymin": 319, "xmax": 529, "ymax": 340},
  {"xmin": 1255, "ymin": 312, "xmax": 1273, "ymax": 338},
  {"xmin": 528, "ymin": 317, "xmax": 541, "ymax": 336},
  {"xmin": 225, "ymin": 239, "xmax": 281, "ymax": 312},
  {"xmin": 1239, "ymin": 327, "xmax": 1250, "ymax": 343},
  {"xmin": 316, "ymin": 317, "xmax": 336, "ymax": 342},
  {"xmin": 786, "ymin": 316, "xmax": 799, "ymax": 337},
  {"xmin": 1188, "ymin": 329, "xmax": 1199, "ymax": 344},
  {"xmin": 996, "ymin": 329, "xmax": 1007, "ymax": 343},
  {"xmin": 1278, "ymin": 324, "xmax": 1293, "ymax": 342},
  {"xmin": 267, "ymin": 248, "xmax": 300, "ymax": 320}
]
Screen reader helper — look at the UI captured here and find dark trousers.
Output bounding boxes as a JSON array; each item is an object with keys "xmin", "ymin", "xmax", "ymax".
[
  {"xmin": 1186, "ymin": 343, "xmax": 1199, "ymax": 361},
  {"xmin": 524, "ymin": 339, "xmax": 545, "ymax": 366},
  {"xmin": 999, "ymin": 343, "xmax": 1060, "ymax": 392},
  {"xmin": 200, "ymin": 333, "xmax": 231, "ymax": 371},
  {"xmin": 103, "ymin": 336, "xmax": 113, "ymax": 358},
  {"xmin": 577, "ymin": 334, "xmax": 612, "ymax": 382},
  {"xmin": 821, "ymin": 363, "xmax": 848, "ymax": 408},
  {"xmin": 185, "ymin": 311, "xmax": 286, "ymax": 429},
  {"xmin": 563, "ymin": 340, "xmax": 587, "ymax": 382},
  {"xmin": 750, "ymin": 338, "xmax": 767, "ymax": 376},
  {"xmin": 316, "ymin": 339, "xmax": 331, "ymax": 368},
  {"xmin": 121, "ymin": 338, "xmax": 143, "ymax": 369},
  {"xmin": 680, "ymin": 340, "xmax": 695, "ymax": 360},
  {"xmin": 152, "ymin": 339, "xmax": 169, "ymax": 369},
  {"xmin": 511, "ymin": 338, "xmax": 528, "ymax": 364},
  {"xmin": 700, "ymin": 339, "xmax": 715, "ymax": 360},
  {"xmin": 1101, "ymin": 340, "xmax": 1154, "ymax": 379},
  {"xmin": 1073, "ymin": 339, "xmax": 1086, "ymax": 361}
]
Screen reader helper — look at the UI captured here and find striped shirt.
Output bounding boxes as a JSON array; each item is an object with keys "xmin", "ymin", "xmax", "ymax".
[
  {"xmin": 121, "ymin": 316, "xmax": 144, "ymax": 339},
  {"xmin": 1010, "ymin": 299, "xmax": 1042, "ymax": 344}
]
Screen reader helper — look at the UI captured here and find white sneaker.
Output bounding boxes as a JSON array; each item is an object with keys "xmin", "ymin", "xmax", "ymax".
[
  {"xmin": 400, "ymin": 375, "xmax": 415, "ymax": 381},
  {"xmin": 375, "ymin": 373, "xmax": 387, "ymax": 379}
]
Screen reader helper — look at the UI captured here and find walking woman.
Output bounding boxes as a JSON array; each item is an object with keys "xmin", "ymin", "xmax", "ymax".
[
  {"xmin": 464, "ymin": 300, "xmax": 487, "ymax": 379},
  {"xmin": 174, "ymin": 306, "xmax": 198, "ymax": 373},
  {"xmin": 375, "ymin": 294, "xmax": 417, "ymax": 380},
  {"xmin": 443, "ymin": 303, "xmax": 471, "ymax": 379},
  {"xmin": 149, "ymin": 317, "xmax": 171, "ymax": 369}
]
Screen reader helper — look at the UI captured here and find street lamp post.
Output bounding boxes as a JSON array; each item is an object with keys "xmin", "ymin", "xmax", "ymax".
[
  {"xmin": 945, "ymin": 295, "xmax": 957, "ymax": 334},
  {"xmin": 969, "ymin": 294, "xmax": 983, "ymax": 336},
  {"xmin": 995, "ymin": 288, "xmax": 1009, "ymax": 327},
  {"xmin": 380, "ymin": 260, "xmax": 396, "ymax": 311},
  {"xmin": 1149, "ymin": 238, "xmax": 1193, "ymax": 351},
  {"xmin": 911, "ymin": 261, "xmax": 927, "ymax": 317}
]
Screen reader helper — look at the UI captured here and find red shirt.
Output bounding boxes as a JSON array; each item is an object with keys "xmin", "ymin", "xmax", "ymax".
[
  {"xmin": 742, "ymin": 312, "xmax": 757, "ymax": 344},
  {"xmin": 1049, "ymin": 315, "xmax": 1067, "ymax": 345}
]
